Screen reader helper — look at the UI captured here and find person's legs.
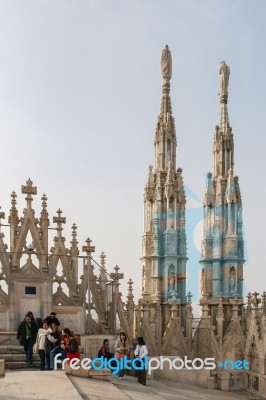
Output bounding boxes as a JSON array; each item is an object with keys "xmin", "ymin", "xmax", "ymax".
[
  {"xmin": 118, "ymin": 367, "xmax": 124, "ymax": 378},
  {"xmin": 28, "ymin": 337, "xmax": 34, "ymax": 364},
  {"xmin": 45, "ymin": 352, "xmax": 51, "ymax": 370},
  {"xmin": 50, "ymin": 346, "xmax": 60, "ymax": 369},
  {"xmin": 39, "ymin": 349, "xmax": 45, "ymax": 370},
  {"xmin": 138, "ymin": 369, "xmax": 146, "ymax": 385},
  {"xmin": 24, "ymin": 339, "xmax": 29, "ymax": 362}
]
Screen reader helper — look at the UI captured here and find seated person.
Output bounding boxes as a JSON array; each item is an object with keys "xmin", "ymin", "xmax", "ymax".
[
  {"xmin": 98, "ymin": 339, "xmax": 114, "ymax": 361},
  {"xmin": 60, "ymin": 328, "xmax": 80, "ymax": 363},
  {"xmin": 47, "ymin": 323, "xmax": 62, "ymax": 370}
]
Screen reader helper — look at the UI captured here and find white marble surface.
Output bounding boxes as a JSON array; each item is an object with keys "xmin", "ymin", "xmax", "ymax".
[{"xmin": 0, "ymin": 370, "xmax": 82, "ymax": 400}]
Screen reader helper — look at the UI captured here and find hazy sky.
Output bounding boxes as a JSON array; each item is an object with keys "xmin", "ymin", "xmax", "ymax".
[{"xmin": 0, "ymin": 0, "xmax": 265, "ymax": 307}]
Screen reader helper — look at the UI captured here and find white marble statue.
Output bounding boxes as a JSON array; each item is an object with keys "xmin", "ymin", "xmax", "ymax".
[
  {"xmin": 160, "ymin": 45, "xmax": 172, "ymax": 81},
  {"xmin": 219, "ymin": 61, "xmax": 230, "ymax": 93}
]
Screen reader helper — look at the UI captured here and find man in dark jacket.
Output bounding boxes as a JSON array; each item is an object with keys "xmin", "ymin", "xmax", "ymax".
[
  {"xmin": 17, "ymin": 313, "xmax": 38, "ymax": 364},
  {"xmin": 44, "ymin": 312, "xmax": 60, "ymax": 326}
]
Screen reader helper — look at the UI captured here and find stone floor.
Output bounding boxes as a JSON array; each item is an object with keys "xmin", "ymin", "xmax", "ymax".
[
  {"xmin": 69, "ymin": 374, "xmax": 264, "ymax": 400},
  {"xmin": 0, "ymin": 370, "xmax": 264, "ymax": 400},
  {"xmin": 0, "ymin": 371, "xmax": 82, "ymax": 400}
]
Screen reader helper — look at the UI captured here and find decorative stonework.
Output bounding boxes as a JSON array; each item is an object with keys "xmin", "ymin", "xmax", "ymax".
[{"xmin": 0, "ymin": 179, "xmax": 134, "ymax": 337}]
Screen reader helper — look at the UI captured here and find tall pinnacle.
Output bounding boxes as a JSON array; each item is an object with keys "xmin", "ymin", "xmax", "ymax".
[
  {"xmin": 154, "ymin": 45, "xmax": 176, "ymax": 170},
  {"xmin": 213, "ymin": 61, "xmax": 234, "ymax": 177},
  {"xmin": 219, "ymin": 61, "xmax": 230, "ymax": 130}
]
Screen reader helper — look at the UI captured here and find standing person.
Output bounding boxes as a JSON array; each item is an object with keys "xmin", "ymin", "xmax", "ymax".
[
  {"xmin": 134, "ymin": 337, "xmax": 148, "ymax": 385},
  {"xmin": 37, "ymin": 321, "xmax": 52, "ymax": 370},
  {"xmin": 114, "ymin": 332, "xmax": 129, "ymax": 379},
  {"xmin": 60, "ymin": 328, "xmax": 80, "ymax": 364},
  {"xmin": 17, "ymin": 312, "xmax": 38, "ymax": 364},
  {"xmin": 44, "ymin": 312, "xmax": 60, "ymax": 326}
]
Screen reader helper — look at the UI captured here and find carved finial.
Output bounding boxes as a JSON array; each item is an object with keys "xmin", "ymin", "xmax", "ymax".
[
  {"xmin": 82, "ymin": 237, "xmax": 95, "ymax": 255},
  {"xmin": 100, "ymin": 251, "xmax": 106, "ymax": 271},
  {"xmin": 127, "ymin": 278, "xmax": 134, "ymax": 302},
  {"xmin": 71, "ymin": 223, "xmax": 78, "ymax": 247},
  {"xmin": 128, "ymin": 278, "xmax": 133, "ymax": 290},
  {"xmin": 41, "ymin": 194, "xmax": 47, "ymax": 210},
  {"xmin": 160, "ymin": 45, "xmax": 172, "ymax": 81},
  {"xmin": 8, "ymin": 191, "xmax": 19, "ymax": 225},
  {"xmin": 40, "ymin": 194, "xmax": 48, "ymax": 219},
  {"xmin": 21, "ymin": 178, "xmax": 37, "ymax": 208},
  {"xmin": 53, "ymin": 208, "xmax": 66, "ymax": 237},
  {"xmin": 110, "ymin": 265, "xmax": 124, "ymax": 283},
  {"xmin": 11, "ymin": 191, "xmax": 17, "ymax": 210},
  {"xmin": 251, "ymin": 292, "xmax": 260, "ymax": 308}
]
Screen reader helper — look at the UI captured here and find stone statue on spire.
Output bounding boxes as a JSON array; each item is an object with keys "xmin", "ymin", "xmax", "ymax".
[
  {"xmin": 160, "ymin": 45, "xmax": 172, "ymax": 81},
  {"xmin": 219, "ymin": 61, "xmax": 230, "ymax": 94}
]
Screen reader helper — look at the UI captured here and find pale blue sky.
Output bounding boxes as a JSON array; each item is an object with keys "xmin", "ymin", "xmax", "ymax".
[{"xmin": 0, "ymin": 1, "xmax": 265, "ymax": 304}]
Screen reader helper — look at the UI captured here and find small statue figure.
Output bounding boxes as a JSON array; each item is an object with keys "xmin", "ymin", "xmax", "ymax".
[
  {"xmin": 229, "ymin": 267, "xmax": 236, "ymax": 294},
  {"xmin": 168, "ymin": 269, "xmax": 175, "ymax": 288},
  {"xmin": 201, "ymin": 269, "xmax": 206, "ymax": 294},
  {"xmin": 160, "ymin": 45, "xmax": 172, "ymax": 81},
  {"xmin": 219, "ymin": 61, "xmax": 230, "ymax": 93}
]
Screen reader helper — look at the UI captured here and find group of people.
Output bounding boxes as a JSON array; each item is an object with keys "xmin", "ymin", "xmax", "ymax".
[
  {"xmin": 101, "ymin": 332, "xmax": 148, "ymax": 385},
  {"xmin": 17, "ymin": 311, "xmax": 80, "ymax": 370},
  {"xmin": 17, "ymin": 313, "xmax": 148, "ymax": 383}
]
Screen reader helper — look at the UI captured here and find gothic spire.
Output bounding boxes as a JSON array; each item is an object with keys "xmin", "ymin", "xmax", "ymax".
[
  {"xmin": 154, "ymin": 45, "xmax": 176, "ymax": 171},
  {"xmin": 214, "ymin": 61, "xmax": 234, "ymax": 178}
]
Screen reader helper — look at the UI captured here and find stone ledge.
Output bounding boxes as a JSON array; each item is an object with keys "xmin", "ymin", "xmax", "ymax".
[{"xmin": 63, "ymin": 360, "xmax": 112, "ymax": 381}]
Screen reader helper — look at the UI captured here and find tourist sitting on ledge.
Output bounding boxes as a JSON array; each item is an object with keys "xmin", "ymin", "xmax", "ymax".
[
  {"xmin": 60, "ymin": 328, "xmax": 80, "ymax": 363},
  {"xmin": 98, "ymin": 338, "xmax": 114, "ymax": 361}
]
